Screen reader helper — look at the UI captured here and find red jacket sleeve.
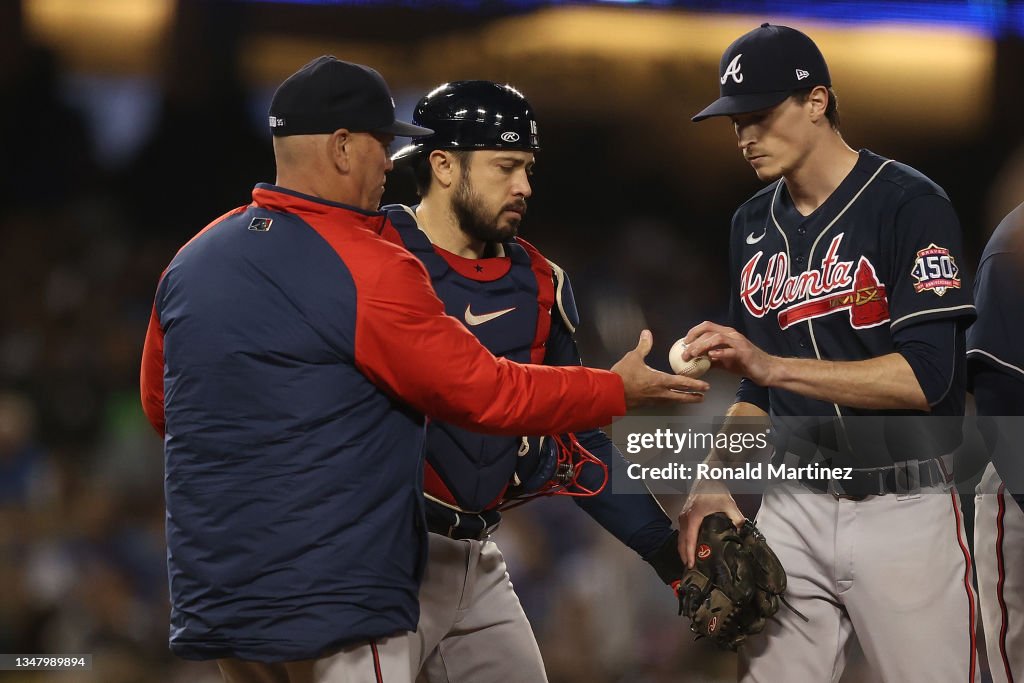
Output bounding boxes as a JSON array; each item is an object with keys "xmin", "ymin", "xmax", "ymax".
[
  {"xmin": 140, "ymin": 303, "xmax": 166, "ymax": 437},
  {"xmin": 350, "ymin": 241, "xmax": 625, "ymax": 435}
]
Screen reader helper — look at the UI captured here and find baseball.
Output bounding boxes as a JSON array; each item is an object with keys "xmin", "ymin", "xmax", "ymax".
[{"xmin": 669, "ymin": 337, "xmax": 711, "ymax": 378}]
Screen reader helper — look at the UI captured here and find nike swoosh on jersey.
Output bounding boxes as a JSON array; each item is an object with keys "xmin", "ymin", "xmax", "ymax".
[
  {"xmin": 464, "ymin": 304, "xmax": 516, "ymax": 326},
  {"xmin": 746, "ymin": 230, "xmax": 766, "ymax": 245}
]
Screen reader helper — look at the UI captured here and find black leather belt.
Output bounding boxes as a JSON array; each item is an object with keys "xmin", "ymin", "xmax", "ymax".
[
  {"xmin": 425, "ymin": 502, "xmax": 501, "ymax": 541},
  {"xmin": 797, "ymin": 453, "xmax": 955, "ymax": 500}
]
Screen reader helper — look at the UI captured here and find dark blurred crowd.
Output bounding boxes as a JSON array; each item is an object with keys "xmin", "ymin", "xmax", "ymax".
[{"xmin": 0, "ymin": 3, "xmax": 262, "ymax": 680}]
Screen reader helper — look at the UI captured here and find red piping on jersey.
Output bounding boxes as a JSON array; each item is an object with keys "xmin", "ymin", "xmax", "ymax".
[
  {"xmin": 949, "ymin": 490, "xmax": 978, "ymax": 683},
  {"xmin": 997, "ymin": 483, "xmax": 1015, "ymax": 683},
  {"xmin": 370, "ymin": 640, "xmax": 383, "ymax": 683},
  {"xmin": 517, "ymin": 237, "xmax": 555, "ymax": 364}
]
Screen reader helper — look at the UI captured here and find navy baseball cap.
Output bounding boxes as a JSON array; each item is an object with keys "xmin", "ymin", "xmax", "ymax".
[
  {"xmin": 692, "ymin": 23, "xmax": 831, "ymax": 122},
  {"xmin": 269, "ymin": 56, "xmax": 433, "ymax": 137}
]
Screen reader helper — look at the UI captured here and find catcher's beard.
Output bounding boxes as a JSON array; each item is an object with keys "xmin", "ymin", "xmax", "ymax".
[{"xmin": 451, "ymin": 169, "xmax": 525, "ymax": 244}]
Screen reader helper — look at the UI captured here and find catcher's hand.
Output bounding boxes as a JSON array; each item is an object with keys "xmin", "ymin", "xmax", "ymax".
[{"xmin": 674, "ymin": 512, "xmax": 788, "ymax": 651}]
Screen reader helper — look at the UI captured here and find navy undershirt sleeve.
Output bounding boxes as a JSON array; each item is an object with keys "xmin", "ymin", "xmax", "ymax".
[
  {"xmin": 736, "ymin": 377, "xmax": 770, "ymax": 413},
  {"xmin": 892, "ymin": 318, "xmax": 961, "ymax": 407},
  {"xmin": 545, "ymin": 306, "xmax": 673, "ymax": 559}
]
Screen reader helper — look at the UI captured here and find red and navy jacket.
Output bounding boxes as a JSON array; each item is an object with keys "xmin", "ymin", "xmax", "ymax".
[
  {"xmin": 139, "ymin": 184, "xmax": 625, "ymax": 662},
  {"xmin": 385, "ymin": 205, "xmax": 674, "ymax": 561}
]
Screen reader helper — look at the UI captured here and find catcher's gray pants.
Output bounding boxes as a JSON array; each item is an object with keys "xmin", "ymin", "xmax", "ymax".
[
  {"xmin": 217, "ymin": 635, "xmax": 413, "ymax": 683},
  {"xmin": 740, "ymin": 480, "xmax": 980, "ymax": 683},
  {"xmin": 975, "ymin": 463, "xmax": 1023, "ymax": 683},
  {"xmin": 410, "ymin": 532, "xmax": 548, "ymax": 683}
]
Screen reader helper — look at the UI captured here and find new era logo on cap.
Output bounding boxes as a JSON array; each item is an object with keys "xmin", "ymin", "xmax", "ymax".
[{"xmin": 693, "ymin": 23, "xmax": 831, "ymax": 121}]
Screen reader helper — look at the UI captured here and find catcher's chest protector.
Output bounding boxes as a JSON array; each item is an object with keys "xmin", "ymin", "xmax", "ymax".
[{"xmin": 387, "ymin": 206, "xmax": 554, "ymax": 511}]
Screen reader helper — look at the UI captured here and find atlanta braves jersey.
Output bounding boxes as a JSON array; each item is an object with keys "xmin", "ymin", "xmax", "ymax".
[
  {"xmin": 729, "ymin": 149, "xmax": 976, "ymax": 467},
  {"xmin": 731, "ymin": 150, "xmax": 981, "ymax": 683}
]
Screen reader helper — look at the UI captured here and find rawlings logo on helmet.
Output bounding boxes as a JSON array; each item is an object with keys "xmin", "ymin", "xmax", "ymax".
[
  {"xmin": 391, "ymin": 80, "xmax": 541, "ymax": 161},
  {"xmin": 697, "ymin": 544, "xmax": 712, "ymax": 560}
]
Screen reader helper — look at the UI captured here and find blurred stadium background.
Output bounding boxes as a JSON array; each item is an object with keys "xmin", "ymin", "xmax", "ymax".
[{"xmin": 2, "ymin": 0, "xmax": 1023, "ymax": 681}]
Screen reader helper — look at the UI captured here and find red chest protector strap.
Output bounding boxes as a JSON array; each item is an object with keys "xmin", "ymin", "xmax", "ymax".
[{"xmin": 516, "ymin": 236, "xmax": 555, "ymax": 365}]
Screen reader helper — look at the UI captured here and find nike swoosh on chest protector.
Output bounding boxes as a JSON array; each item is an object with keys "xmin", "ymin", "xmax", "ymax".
[{"xmin": 464, "ymin": 304, "xmax": 516, "ymax": 326}]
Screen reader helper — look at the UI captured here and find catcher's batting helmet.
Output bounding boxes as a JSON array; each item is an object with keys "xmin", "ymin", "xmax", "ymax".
[{"xmin": 392, "ymin": 80, "xmax": 540, "ymax": 161}]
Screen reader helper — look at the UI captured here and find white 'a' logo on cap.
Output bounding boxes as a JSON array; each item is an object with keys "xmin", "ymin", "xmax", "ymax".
[{"xmin": 721, "ymin": 54, "xmax": 744, "ymax": 85}]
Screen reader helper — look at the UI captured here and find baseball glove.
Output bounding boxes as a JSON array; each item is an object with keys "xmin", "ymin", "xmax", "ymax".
[{"xmin": 675, "ymin": 513, "xmax": 789, "ymax": 651}]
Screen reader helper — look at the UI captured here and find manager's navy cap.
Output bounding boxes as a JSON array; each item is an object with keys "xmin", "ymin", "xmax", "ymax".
[
  {"xmin": 268, "ymin": 56, "xmax": 433, "ymax": 137},
  {"xmin": 692, "ymin": 23, "xmax": 831, "ymax": 122}
]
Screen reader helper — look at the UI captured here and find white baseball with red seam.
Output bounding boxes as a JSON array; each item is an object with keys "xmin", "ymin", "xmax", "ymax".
[{"xmin": 669, "ymin": 337, "xmax": 711, "ymax": 378}]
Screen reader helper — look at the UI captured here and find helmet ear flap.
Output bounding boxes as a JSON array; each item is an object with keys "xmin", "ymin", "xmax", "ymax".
[{"xmin": 391, "ymin": 80, "xmax": 541, "ymax": 162}]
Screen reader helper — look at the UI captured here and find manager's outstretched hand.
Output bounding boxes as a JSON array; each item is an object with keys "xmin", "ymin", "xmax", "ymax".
[{"xmin": 612, "ymin": 330, "xmax": 709, "ymax": 408}]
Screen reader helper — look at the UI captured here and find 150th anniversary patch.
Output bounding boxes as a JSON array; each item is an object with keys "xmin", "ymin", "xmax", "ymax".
[{"xmin": 911, "ymin": 243, "xmax": 960, "ymax": 296}]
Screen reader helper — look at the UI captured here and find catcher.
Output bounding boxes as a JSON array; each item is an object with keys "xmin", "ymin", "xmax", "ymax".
[{"xmin": 382, "ymin": 79, "xmax": 787, "ymax": 681}]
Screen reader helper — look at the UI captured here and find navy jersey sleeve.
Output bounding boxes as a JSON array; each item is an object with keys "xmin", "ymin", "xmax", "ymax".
[
  {"xmin": 892, "ymin": 318, "xmax": 961, "ymax": 407},
  {"xmin": 544, "ymin": 270, "xmax": 674, "ymax": 560},
  {"xmin": 887, "ymin": 194, "xmax": 975, "ymax": 334},
  {"xmin": 572, "ymin": 429, "xmax": 675, "ymax": 559},
  {"xmin": 967, "ymin": 252, "xmax": 1024, "ymax": 384},
  {"xmin": 736, "ymin": 377, "xmax": 770, "ymax": 412}
]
